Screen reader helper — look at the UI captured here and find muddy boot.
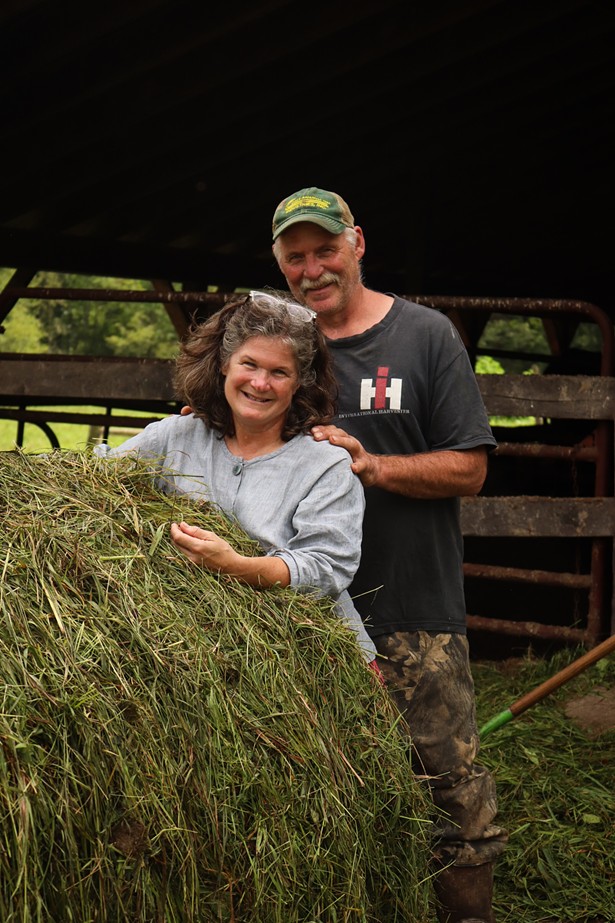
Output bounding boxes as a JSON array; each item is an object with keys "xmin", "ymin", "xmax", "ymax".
[{"xmin": 433, "ymin": 861, "xmax": 495, "ymax": 923}]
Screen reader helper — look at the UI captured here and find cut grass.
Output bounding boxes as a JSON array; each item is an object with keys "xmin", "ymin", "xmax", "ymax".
[
  {"xmin": 0, "ymin": 446, "xmax": 612, "ymax": 922},
  {"xmin": 0, "ymin": 448, "xmax": 434, "ymax": 923},
  {"xmin": 474, "ymin": 652, "xmax": 614, "ymax": 923}
]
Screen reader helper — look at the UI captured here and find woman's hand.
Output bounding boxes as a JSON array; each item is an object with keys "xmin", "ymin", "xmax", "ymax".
[
  {"xmin": 170, "ymin": 521, "xmax": 240, "ymax": 573},
  {"xmin": 170, "ymin": 521, "xmax": 291, "ymax": 588}
]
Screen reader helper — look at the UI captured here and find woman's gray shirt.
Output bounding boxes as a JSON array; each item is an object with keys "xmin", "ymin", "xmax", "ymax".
[{"xmin": 94, "ymin": 414, "xmax": 376, "ymax": 660}]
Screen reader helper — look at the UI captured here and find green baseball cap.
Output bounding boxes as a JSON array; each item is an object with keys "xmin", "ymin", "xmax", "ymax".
[{"xmin": 272, "ymin": 187, "xmax": 355, "ymax": 240}]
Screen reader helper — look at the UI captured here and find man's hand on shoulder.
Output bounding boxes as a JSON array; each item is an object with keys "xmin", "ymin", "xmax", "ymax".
[{"xmin": 311, "ymin": 425, "xmax": 381, "ymax": 487}]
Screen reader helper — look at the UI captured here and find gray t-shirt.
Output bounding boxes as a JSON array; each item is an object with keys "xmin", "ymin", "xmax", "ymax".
[
  {"xmin": 328, "ymin": 296, "xmax": 497, "ymax": 636},
  {"xmin": 94, "ymin": 414, "xmax": 376, "ymax": 659}
]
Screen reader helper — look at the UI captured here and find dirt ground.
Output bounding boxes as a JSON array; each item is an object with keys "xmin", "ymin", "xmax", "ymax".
[{"xmin": 562, "ymin": 684, "xmax": 615, "ymax": 737}]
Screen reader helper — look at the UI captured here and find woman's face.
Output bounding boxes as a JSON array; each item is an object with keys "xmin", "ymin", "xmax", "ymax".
[{"xmin": 222, "ymin": 335, "xmax": 300, "ymax": 433}]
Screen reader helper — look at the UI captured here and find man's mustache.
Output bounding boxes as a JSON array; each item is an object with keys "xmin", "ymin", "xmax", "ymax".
[{"xmin": 300, "ymin": 272, "xmax": 339, "ymax": 294}]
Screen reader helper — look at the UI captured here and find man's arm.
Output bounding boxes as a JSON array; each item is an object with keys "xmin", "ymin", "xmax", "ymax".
[{"xmin": 311, "ymin": 425, "xmax": 488, "ymax": 498}]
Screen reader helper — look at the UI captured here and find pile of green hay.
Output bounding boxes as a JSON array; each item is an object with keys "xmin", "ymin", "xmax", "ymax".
[{"xmin": 0, "ymin": 449, "xmax": 433, "ymax": 923}]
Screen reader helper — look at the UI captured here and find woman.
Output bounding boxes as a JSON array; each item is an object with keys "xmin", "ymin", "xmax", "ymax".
[{"xmin": 94, "ymin": 289, "xmax": 376, "ymax": 662}]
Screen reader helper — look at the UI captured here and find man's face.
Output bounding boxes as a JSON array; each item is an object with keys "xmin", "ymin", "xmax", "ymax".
[{"xmin": 274, "ymin": 222, "xmax": 363, "ymax": 318}]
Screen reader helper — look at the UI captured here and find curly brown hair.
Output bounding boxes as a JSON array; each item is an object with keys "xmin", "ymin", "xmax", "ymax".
[{"xmin": 173, "ymin": 289, "xmax": 338, "ymax": 439}]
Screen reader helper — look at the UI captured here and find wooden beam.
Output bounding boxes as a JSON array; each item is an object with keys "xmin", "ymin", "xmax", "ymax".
[
  {"xmin": 0, "ymin": 354, "xmax": 175, "ymax": 403},
  {"xmin": 461, "ymin": 496, "xmax": 615, "ymax": 537},
  {"xmin": 476, "ymin": 374, "xmax": 615, "ymax": 420}
]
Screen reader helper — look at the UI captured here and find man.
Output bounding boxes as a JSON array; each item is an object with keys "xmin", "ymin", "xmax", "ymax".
[{"xmin": 271, "ymin": 187, "xmax": 508, "ymax": 923}]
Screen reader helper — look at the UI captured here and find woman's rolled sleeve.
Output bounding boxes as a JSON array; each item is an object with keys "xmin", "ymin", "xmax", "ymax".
[{"xmin": 272, "ymin": 454, "xmax": 365, "ymax": 598}]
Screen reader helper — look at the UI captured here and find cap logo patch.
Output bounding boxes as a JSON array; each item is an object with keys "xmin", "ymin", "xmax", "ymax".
[{"xmin": 285, "ymin": 195, "xmax": 332, "ymax": 214}]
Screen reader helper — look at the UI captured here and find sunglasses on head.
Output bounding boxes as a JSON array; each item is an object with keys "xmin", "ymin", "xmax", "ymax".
[{"xmin": 248, "ymin": 290, "xmax": 316, "ymax": 324}]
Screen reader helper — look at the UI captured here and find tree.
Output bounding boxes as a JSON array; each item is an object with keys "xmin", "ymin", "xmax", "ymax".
[
  {"xmin": 25, "ymin": 272, "xmax": 179, "ymax": 358},
  {"xmin": 0, "ymin": 267, "xmax": 45, "ymax": 352}
]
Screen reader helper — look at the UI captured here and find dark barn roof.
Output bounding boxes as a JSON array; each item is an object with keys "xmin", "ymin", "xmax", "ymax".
[{"xmin": 1, "ymin": 0, "xmax": 614, "ymax": 314}]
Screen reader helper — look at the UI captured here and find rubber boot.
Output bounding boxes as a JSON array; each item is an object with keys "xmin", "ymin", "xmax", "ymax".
[{"xmin": 433, "ymin": 861, "xmax": 495, "ymax": 923}]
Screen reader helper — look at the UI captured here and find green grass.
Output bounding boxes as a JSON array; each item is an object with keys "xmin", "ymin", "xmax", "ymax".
[{"xmin": 473, "ymin": 651, "xmax": 614, "ymax": 923}]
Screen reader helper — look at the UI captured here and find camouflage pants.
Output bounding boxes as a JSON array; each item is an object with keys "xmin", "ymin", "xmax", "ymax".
[{"xmin": 373, "ymin": 630, "xmax": 508, "ymax": 867}]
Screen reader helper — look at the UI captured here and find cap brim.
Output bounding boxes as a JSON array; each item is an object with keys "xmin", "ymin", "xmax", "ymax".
[{"xmin": 272, "ymin": 213, "xmax": 347, "ymax": 240}]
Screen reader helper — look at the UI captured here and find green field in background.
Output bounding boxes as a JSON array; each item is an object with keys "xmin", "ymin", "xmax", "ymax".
[{"xmin": 0, "ymin": 406, "xmax": 157, "ymax": 453}]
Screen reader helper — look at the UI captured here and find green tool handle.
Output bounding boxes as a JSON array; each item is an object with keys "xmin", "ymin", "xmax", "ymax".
[
  {"xmin": 480, "ymin": 633, "xmax": 615, "ymax": 739},
  {"xmin": 480, "ymin": 709, "xmax": 514, "ymax": 738}
]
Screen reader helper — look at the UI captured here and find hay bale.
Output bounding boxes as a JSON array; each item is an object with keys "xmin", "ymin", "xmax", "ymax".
[{"xmin": 0, "ymin": 449, "xmax": 433, "ymax": 922}]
